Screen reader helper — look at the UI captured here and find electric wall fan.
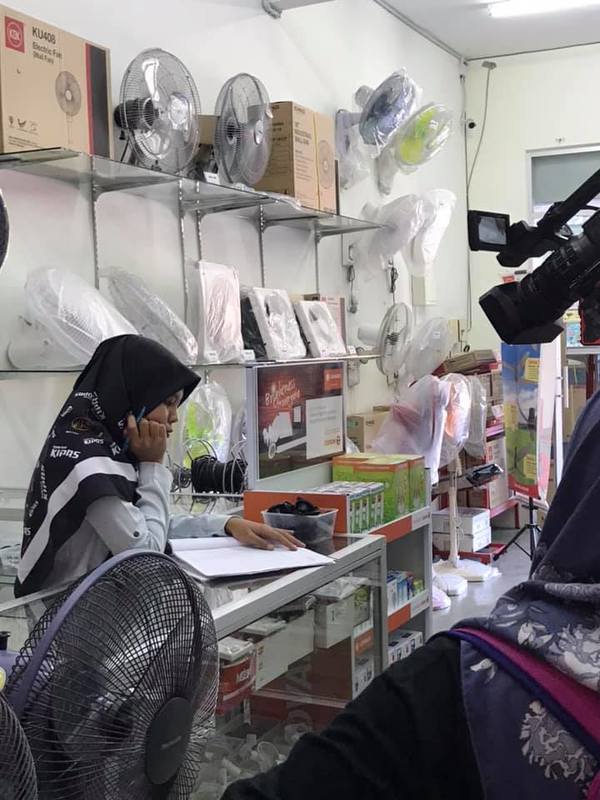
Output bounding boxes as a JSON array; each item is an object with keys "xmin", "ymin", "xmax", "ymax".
[
  {"xmin": 8, "ymin": 268, "xmax": 136, "ymax": 369},
  {"xmin": 406, "ymin": 316, "xmax": 453, "ymax": 383},
  {"xmin": 104, "ymin": 267, "xmax": 198, "ymax": 365},
  {"xmin": 357, "ymin": 302, "xmax": 413, "ymax": 386},
  {"xmin": 336, "ymin": 70, "xmax": 419, "ymax": 189},
  {"xmin": 0, "ymin": 693, "xmax": 37, "ymax": 800},
  {"xmin": 294, "ymin": 300, "xmax": 346, "ymax": 358},
  {"xmin": 5, "ymin": 550, "xmax": 218, "ymax": 799},
  {"xmin": 377, "ymin": 103, "xmax": 453, "ymax": 194},
  {"xmin": 114, "ymin": 48, "xmax": 201, "ymax": 174},
  {"xmin": 213, "ymin": 73, "xmax": 273, "ymax": 188}
]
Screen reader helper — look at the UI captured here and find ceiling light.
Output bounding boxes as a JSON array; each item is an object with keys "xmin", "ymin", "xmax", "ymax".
[{"xmin": 489, "ymin": 0, "xmax": 600, "ymax": 17}]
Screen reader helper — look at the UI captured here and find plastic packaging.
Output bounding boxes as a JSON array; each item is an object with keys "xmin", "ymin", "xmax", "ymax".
[
  {"xmin": 403, "ymin": 190, "xmax": 456, "ymax": 277},
  {"xmin": 104, "ymin": 267, "xmax": 198, "ymax": 364},
  {"xmin": 372, "ymin": 375, "xmax": 450, "ymax": 484},
  {"xmin": 21, "ymin": 267, "xmax": 137, "ymax": 366},
  {"xmin": 356, "ymin": 195, "xmax": 423, "ymax": 275},
  {"xmin": 192, "ymin": 261, "xmax": 244, "ymax": 364},
  {"xmin": 464, "ymin": 375, "xmax": 487, "ymax": 460},
  {"xmin": 294, "ymin": 301, "xmax": 347, "ymax": 358},
  {"xmin": 262, "ymin": 509, "xmax": 337, "ymax": 547},
  {"xmin": 406, "ymin": 317, "xmax": 453, "ymax": 382},
  {"xmin": 439, "ymin": 373, "xmax": 471, "ymax": 467},
  {"xmin": 357, "ymin": 70, "xmax": 420, "ymax": 150},
  {"xmin": 180, "ymin": 381, "xmax": 232, "ymax": 464},
  {"xmin": 247, "ymin": 288, "xmax": 306, "ymax": 361}
]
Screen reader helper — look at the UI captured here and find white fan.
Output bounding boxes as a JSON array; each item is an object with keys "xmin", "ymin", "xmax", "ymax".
[
  {"xmin": 294, "ymin": 301, "xmax": 346, "ymax": 358},
  {"xmin": 358, "ymin": 303, "xmax": 413, "ymax": 385},
  {"xmin": 8, "ymin": 268, "xmax": 137, "ymax": 368},
  {"xmin": 406, "ymin": 317, "xmax": 453, "ymax": 382},
  {"xmin": 191, "ymin": 261, "xmax": 244, "ymax": 364},
  {"xmin": 248, "ymin": 288, "xmax": 306, "ymax": 362},
  {"xmin": 214, "ymin": 73, "xmax": 273, "ymax": 187},
  {"xmin": 104, "ymin": 267, "xmax": 198, "ymax": 365},
  {"xmin": 114, "ymin": 48, "xmax": 201, "ymax": 174}
]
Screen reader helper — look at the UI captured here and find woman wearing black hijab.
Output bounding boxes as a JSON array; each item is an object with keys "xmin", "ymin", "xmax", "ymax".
[{"xmin": 16, "ymin": 335, "xmax": 301, "ymax": 598}]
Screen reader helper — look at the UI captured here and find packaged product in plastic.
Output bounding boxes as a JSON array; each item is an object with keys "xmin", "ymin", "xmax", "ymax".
[
  {"xmin": 356, "ymin": 195, "xmax": 423, "ymax": 275},
  {"xmin": 16, "ymin": 267, "xmax": 136, "ymax": 366},
  {"xmin": 192, "ymin": 261, "xmax": 244, "ymax": 364},
  {"xmin": 247, "ymin": 288, "xmax": 306, "ymax": 361},
  {"xmin": 294, "ymin": 301, "xmax": 347, "ymax": 358},
  {"xmin": 406, "ymin": 317, "xmax": 453, "ymax": 382},
  {"xmin": 179, "ymin": 380, "xmax": 232, "ymax": 464},
  {"xmin": 464, "ymin": 375, "xmax": 487, "ymax": 460},
  {"xmin": 357, "ymin": 70, "xmax": 420, "ymax": 151},
  {"xmin": 403, "ymin": 190, "xmax": 456, "ymax": 277},
  {"xmin": 103, "ymin": 267, "xmax": 198, "ymax": 364},
  {"xmin": 372, "ymin": 375, "xmax": 451, "ymax": 484},
  {"xmin": 439, "ymin": 373, "xmax": 471, "ymax": 467}
]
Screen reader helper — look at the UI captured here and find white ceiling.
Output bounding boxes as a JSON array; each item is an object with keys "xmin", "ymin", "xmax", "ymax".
[{"xmin": 380, "ymin": 0, "xmax": 600, "ymax": 59}]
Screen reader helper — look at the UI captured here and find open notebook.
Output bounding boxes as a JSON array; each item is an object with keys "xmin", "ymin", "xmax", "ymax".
[{"xmin": 169, "ymin": 537, "xmax": 334, "ymax": 580}]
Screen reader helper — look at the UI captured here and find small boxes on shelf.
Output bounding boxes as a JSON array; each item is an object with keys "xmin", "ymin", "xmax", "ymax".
[
  {"xmin": 388, "ymin": 630, "xmax": 424, "ymax": 664},
  {"xmin": 432, "ymin": 507, "xmax": 491, "ymax": 536}
]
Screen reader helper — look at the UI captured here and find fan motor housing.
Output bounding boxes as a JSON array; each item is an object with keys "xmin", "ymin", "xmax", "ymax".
[{"xmin": 145, "ymin": 696, "xmax": 193, "ymax": 785}]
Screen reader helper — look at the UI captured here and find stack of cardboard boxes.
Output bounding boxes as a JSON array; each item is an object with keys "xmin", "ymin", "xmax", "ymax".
[{"xmin": 432, "ymin": 507, "xmax": 492, "ymax": 553}]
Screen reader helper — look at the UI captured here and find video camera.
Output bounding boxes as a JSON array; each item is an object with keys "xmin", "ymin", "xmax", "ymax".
[{"xmin": 470, "ymin": 167, "xmax": 600, "ymax": 344}]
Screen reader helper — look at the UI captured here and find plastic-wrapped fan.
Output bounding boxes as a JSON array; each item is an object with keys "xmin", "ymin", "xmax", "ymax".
[
  {"xmin": 406, "ymin": 317, "xmax": 453, "ymax": 382},
  {"xmin": 294, "ymin": 301, "xmax": 346, "ymax": 358},
  {"xmin": 404, "ymin": 190, "xmax": 456, "ymax": 277},
  {"xmin": 439, "ymin": 373, "xmax": 471, "ymax": 467},
  {"xmin": 0, "ymin": 189, "xmax": 10, "ymax": 273},
  {"xmin": 12, "ymin": 268, "xmax": 136, "ymax": 367},
  {"xmin": 377, "ymin": 103, "xmax": 452, "ymax": 194},
  {"xmin": 8, "ymin": 318, "xmax": 82, "ymax": 370},
  {"xmin": 6, "ymin": 551, "xmax": 218, "ymax": 800},
  {"xmin": 114, "ymin": 48, "xmax": 201, "ymax": 174},
  {"xmin": 336, "ymin": 70, "xmax": 419, "ymax": 190},
  {"xmin": 357, "ymin": 195, "xmax": 423, "ymax": 274},
  {"xmin": 372, "ymin": 375, "xmax": 451, "ymax": 484},
  {"xmin": 464, "ymin": 375, "xmax": 487, "ymax": 460},
  {"xmin": 192, "ymin": 261, "xmax": 244, "ymax": 364},
  {"xmin": 0, "ymin": 693, "xmax": 37, "ymax": 799},
  {"xmin": 358, "ymin": 303, "xmax": 413, "ymax": 385},
  {"xmin": 214, "ymin": 73, "xmax": 273, "ymax": 187},
  {"xmin": 180, "ymin": 381, "xmax": 232, "ymax": 464},
  {"xmin": 104, "ymin": 267, "xmax": 198, "ymax": 365},
  {"xmin": 248, "ymin": 288, "xmax": 306, "ymax": 361}
]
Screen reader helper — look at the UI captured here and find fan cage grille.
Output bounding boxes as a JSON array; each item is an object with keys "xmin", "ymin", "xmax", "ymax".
[
  {"xmin": 7, "ymin": 554, "xmax": 218, "ymax": 800},
  {"xmin": 0, "ymin": 694, "xmax": 38, "ymax": 799}
]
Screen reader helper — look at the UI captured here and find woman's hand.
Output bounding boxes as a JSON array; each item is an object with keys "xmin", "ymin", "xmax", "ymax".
[
  {"xmin": 127, "ymin": 415, "xmax": 168, "ymax": 464},
  {"xmin": 225, "ymin": 518, "xmax": 305, "ymax": 551}
]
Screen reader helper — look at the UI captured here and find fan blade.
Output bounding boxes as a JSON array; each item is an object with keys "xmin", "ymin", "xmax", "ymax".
[{"xmin": 142, "ymin": 57, "xmax": 161, "ymax": 105}]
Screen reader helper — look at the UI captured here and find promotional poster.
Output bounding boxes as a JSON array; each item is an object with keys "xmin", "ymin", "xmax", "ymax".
[{"xmin": 248, "ymin": 361, "xmax": 345, "ymax": 481}]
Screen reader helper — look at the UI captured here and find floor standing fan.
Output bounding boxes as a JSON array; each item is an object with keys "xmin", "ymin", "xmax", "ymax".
[
  {"xmin": 5, "ymin": 551, "xmax": 218, "ymax": 799},
  {"xmin": 114, "ymin": 48, "xmax": 201, "ymax": 174},
  {"xmin": 0, "ymin": 693, "xmax": 37, "ymax": 799}
]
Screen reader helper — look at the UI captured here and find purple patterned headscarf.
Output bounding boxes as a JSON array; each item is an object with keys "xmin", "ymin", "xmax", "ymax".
[{"xmin": 459, "ymin": 389, "xmax": 600, "ymax": 798}]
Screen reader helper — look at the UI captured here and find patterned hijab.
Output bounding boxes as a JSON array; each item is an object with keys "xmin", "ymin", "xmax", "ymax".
[
  {"xmin": 16, "ymin": 335, "xmax": 199, "ymax": 598},
  {"xmin": 459, "ymin": 389, "xmax": 600, "ymax": 798}
]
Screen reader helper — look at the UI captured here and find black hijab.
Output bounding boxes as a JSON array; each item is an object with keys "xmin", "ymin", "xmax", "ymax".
[{"xmin": 16, "ymin": 335, "xmax": 199, "ymax": 597}]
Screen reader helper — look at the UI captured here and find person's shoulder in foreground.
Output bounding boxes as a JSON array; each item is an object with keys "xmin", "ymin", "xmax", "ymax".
[{"xmin": 222, "ymin": 635, "xmax": 483, "ymax": 800}]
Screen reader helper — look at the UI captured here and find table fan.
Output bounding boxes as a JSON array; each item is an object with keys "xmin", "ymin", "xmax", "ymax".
[
  {"xmin": 5, "ymin": 550, "xmax": 218, "ymax": 799},
  {"xmin": 336, "ymin": 70, "xmax": 419, "ymax": 189},
  {"xmin": 357, "ymin": 302, "xmax": 413, "ymax": 389},
  {"xmin": 114, "ymin": 48, "xmax": 201, "ymax": 175},
  {"xmin": 0, "ymin": 693, "xmax": 37, "ymax": 799},
  {"xmin": 214, "ymin": 73, "xmax": 273, "ymax": 188}
]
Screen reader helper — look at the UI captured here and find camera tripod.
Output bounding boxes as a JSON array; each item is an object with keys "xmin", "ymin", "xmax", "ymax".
[{"xmin": 493, "ymin": 496, "xmax": 542, "ymax": 561}]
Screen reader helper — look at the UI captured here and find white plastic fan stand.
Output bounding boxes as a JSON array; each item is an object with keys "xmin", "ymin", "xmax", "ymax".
[{"xmin": 433, "ymin": 458, "xmax": 493, "ymax": 594}]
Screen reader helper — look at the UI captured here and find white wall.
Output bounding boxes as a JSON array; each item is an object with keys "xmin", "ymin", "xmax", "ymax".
[
  {"xmin": 466, "ymin": 44, "xmax": 600, "ymax": 349},
  {"xmin": 0, "ymin": 0, "xmax": 467, "ymax": 498}
]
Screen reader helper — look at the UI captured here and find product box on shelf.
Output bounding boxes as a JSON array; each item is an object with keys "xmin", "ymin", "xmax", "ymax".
[
  {"xmin": 217, "ymin": 649, "xmax": 257, "ymax": 715},
  {"xmin": 408, "ymin": 456, "xmax": 427, "ymax": 510},
  {"xmin": 354, "ymin": 652, "xmax": 375, "ymax": 696},
  {"xmin": 432, "ymin": 507, "xmax": 491, "ymax": 536},
  {"xmin": 467, "ymin": 478, "xmax": 510, "ymax": 511},
  {"xmin": 314, "ymin": 594, "xmax": 355, "ymax": 649},
  {"xmin": 255, "ymin": 101, "xmax": 319, "ymax": 208},
  {"xmin": 0, "ymin": 5, "xmax": 112, "ymax": 156},
  {"xmin": 241, "ymin": 617, "xmax": 290, "ymax": 691},
  {"xmin": 302, "ymin": 294, "xmax": 346, "ymax": 344},
  {"xmin": 387, "ymin": 572, "xmax": 399, "ymax": 612},
  {"xmin": 346, "ymin": 412, "xmax": 388, "ymax": 452},
  {"xmin": 433, "ymin": 527, "xmax": 492, "ymax": 553},
  {"xmin": 388, "ymin": 630, "xmax": 424, "ymax": 664},
  {"xmin": 333, "ymin": 454, "xmax": 411, "ymax": 522},
  {"xmin": 313, "ymin": 110, "xmax": 336, "ymax": 213},
  {"xmin": 283, "ymin": 609, "xmax": 316, "ymax": 664}
]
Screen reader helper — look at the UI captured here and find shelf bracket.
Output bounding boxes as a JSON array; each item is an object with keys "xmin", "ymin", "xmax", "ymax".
[{"xmin": 263, "ymin": 0, "xmax": 334, "ymax": 17}]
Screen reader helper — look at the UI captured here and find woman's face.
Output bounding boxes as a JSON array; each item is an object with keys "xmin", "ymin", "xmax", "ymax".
[{"xmin": 145, "ymin": 391, "xmax": 184, "ymax": 437}]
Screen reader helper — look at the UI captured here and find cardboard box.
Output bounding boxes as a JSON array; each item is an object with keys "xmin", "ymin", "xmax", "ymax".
[
  {"xmin": 315, "ymin": 595, "xmax": 354, "ymax": 649},
  {"xmin": 333, "ymin": 454, "xmax": 411, "ymax": 522},
  {"xmin": 241, "ymin": 618, "xmax": 290, "ymax": 691},
  {"xmin": 433, "ymin": 527, "xmax": 492, "ymax": 553},
  {"xmin": 433, "ymin": 507, "xmax": 491, "ymax": 536},
  {"xmin": 256, "ymin": 101, "xmax": 318, "ymax": 208},
  {"xmin": 346, "ymin": 412, "xmax": 387, "ymax": 452},
  {"xmin": 314, "ymin": 111, "xmax": 336, "ymax": 213},
  {"xmin": 388, "ymin": 630, "xmax": 424, "ymax": 664},
  {"xmin": 302, "ymin": 294, "xmax": 346, "ymax": 345},
  {"xmin": 468, "ymin": 476, "xmax": 510, "ymax": 510},
  {"xmin": 408, "ymin": 456, "xmax": 426, "ymax": 510},
  {"xmin": 490, "ymin": 369, "xmax": 503, "ymax": 403},
  {"xmin": 282, "ymin": 609, "xmax": 315, "ymax": 664},
  {"xmin": 0, "ymin": 5, "xmax": 112, "ymax": 156}
]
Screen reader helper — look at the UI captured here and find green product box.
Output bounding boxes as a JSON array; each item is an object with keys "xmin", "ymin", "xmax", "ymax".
[
  {"xmin": 408, "ymin": 457, "xmax": 426, "ymax": 511},
  {"xmin": 334, "ymin": 457, "xmax": 410, "ymax": 523}
]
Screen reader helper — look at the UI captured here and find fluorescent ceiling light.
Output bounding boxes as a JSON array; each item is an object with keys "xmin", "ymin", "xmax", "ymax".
[{"xmin": 489, "ymin": 0, "xmax": 600, "ymax": 17}]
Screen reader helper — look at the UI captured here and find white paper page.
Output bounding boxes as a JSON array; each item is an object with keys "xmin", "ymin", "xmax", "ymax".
[
  {"xmin": 170, "ymin": 537, "xmax": 241, "ymax": 553},
  {"xmin": 174, "ymin": 544, "xmax": 333, "ymax": 579}
]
